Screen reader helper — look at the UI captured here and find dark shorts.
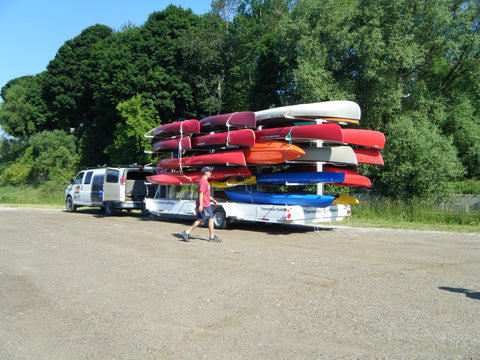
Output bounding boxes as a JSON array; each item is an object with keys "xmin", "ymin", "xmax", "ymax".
[{"xmin": 196, "ymin": 206, "xmax": 214, "ymax": 221}]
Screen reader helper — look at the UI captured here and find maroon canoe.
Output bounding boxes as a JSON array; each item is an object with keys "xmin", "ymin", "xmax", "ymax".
[
  {"xmin": 255, "ymin": 123, "xmax": 344, "ymax": 143},
  {"xmin": 150, "ymin": 119, "xmax": 200, "ymax": 139},
  {"xmin": 151, "ymin": 136, "xmax": 191, "ymax": 152},
  {"xmin": 343, "ymin": 129, "xmax": 385, "ymax": 149},
  {"xmin": 354, "ymin": 148, "xmax": 384, "ymax": 165},
  {"xmin": 148, "ymin": 167, "xmax": 252, "ymax": 185},
  {"xmin": 192, "ymin": 129, "xmax": 255, "ymax": 148},
  {"xmin": 199, "ymin": 112, "xmax": 256, "ymax": 130},
  {"xmin": 157, "ymin": 150, "xmax": 247, "ymax": 170}
]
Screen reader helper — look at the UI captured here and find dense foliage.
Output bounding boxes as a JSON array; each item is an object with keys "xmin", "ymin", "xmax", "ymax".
[{"xmin": 1, "ymin": 0, "xmax": 479, "ymax": 199}]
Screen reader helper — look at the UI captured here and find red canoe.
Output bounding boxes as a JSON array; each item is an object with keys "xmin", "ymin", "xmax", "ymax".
[
  {"xmin": 323, "ymin": 166, "xmax": 359, "ymax": 175},
  {"xmin": 151, "ymin": 136, "xmax": 191, "ymax": 152},
  {"xmin": 322, "ymin": 167, "xmax": 370, "ymax": 187},
  {"xmin": 336, "ymin": 174, "xmax": 372, "ymax": 188},
  {"xmin": 199, "ymin": 111, "xmax": 256, "ymax": 130},
  {"xmin": 354, "ymin": 148, "xmax": 384, "ymax": 165},
  {"xmin": 343, "ymin": 129, "xmax": 385, "ymax": 149},
  {"xmin": 243, "ymin": 141, "xmax": 305, "ymax": 165},
  {"xmin": 150, "ymin": 119, "xmax": 200, "ymax": 139},
  {"xmin": 157, "ymin": 150, "xmax": 247, "ymax": 169},
  {"xmin": 147, "ymin": 173, "xmax": 198, "ymax": 185},
  {"xmin": 192, "ymin": 129, "xmax": 255, "ymax": 148},
  {"xmin": 255, "ymin": 123, "xmax": 344, "ymax": 143},
  {"xmin": 147, "ymin": 167, "xmax": 252, "ymax": 185}
]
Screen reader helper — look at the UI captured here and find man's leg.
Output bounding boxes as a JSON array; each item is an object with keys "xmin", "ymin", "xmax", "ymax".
[{"xmin": 208, "ymin": 218, "xmax": 215, "ymax": 238}]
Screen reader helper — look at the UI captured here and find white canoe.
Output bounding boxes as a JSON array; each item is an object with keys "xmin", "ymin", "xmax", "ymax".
[
  {"xmin": 294, "ymin": 146, "xmax": 358, "ymax": 166},
  {"xmin": 255, "ymin": 100, "xmax": 361, "ymax": 125}
]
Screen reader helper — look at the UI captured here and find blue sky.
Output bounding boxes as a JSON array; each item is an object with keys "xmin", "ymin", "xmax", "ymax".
[{"xmin": 0, "ymin": 0, "xmax": 212, "ymax": 92}]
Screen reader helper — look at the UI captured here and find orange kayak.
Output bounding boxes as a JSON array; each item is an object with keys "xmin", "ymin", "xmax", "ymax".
[{"xmin": 243, "ymin": 141, "xmax": 305, "ymax": 165}]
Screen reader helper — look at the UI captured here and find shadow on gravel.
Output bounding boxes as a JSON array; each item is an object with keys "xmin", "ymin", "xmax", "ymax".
[
  {"xmin": 141, "ymin": 213, "xmax": 335, "ymax": 235},
  {"xmin": 64, "ymin": 209, "xmax": 336, "ymax": 235},
  {"xmin": 63, "ymin": 208, "xmax": 146, "ymax": 219},
  {"xmin": 439, "ymin": 287, "xmax": 480, "ymax": 301},
  {"xmin": 171, "ymin": 232, "xmax": 211, "ymax": 243},
  {"xmin": 226, "ymin": 221, "xmax": 335, "ymax": 235}
]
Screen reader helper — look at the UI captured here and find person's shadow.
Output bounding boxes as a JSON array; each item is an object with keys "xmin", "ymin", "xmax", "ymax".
[{"xmin": 439, "ymin": 287, "xmax": 480, "ymax": 300}]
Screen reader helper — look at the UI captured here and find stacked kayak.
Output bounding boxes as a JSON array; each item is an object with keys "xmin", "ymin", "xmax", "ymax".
[
  {"xmin": 224, "ymin": 190, "xmax": 336, "ymax": 208},
  {"xmin": 144, "ymin": 100, "xmax": 385, "ymax": 208}
]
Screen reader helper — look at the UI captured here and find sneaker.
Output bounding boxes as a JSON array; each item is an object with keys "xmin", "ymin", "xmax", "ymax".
[
  {"xmin": 181, "ymin": 231, "xmax": 190, "ymax": 242},
  {"xmin": 209, "ymin": 235, "xmax": 222, "ymax": 242}
]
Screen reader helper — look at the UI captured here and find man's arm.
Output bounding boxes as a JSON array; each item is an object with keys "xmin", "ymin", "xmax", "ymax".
[{"xmin": 198, "ymin": 192, "xmax": 204, "ymax": 211}]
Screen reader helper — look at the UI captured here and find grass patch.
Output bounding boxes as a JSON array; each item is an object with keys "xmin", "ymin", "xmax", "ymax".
[
  {"xmin": 345, "ymin": 197, "xmax": 480, "ymax": 233},
  {"xmin": 1, "ymin": 185, "xmax": 479, "ymax": 233},
  {"xmin": 0, "ymin": 184, "xmax": 65, "ymax": 207}
]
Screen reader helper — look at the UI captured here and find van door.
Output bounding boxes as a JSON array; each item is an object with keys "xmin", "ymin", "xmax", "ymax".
[
  {"xmin": 71, "ymin": 171, "xmax": 85, "ymax": 204},
  {"xmin": 91, "ymin": 173, "xmax": 104, "ymax": 204},
  {"xmin": 103, "ymin": 168, "xmax": 121, "ymax": 202},
  {"xmin": 79, "ymin": 170, "xmax": 94, "ymax": 204}
]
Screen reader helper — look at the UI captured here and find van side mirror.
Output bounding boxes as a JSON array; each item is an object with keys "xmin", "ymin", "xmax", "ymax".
[{"xmin": 70, "ymin": 179, "xmax": 74, "ymax": 185}]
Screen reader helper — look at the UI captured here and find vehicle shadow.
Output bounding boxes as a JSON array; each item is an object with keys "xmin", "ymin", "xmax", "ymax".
[
  {"xmin": 63, "ymin": 208, "xmax": 145, "ymax": 219},
  {"xmin": 65, "ymin": 208, "xmax": 336, "ymax": 235},
  {"xmin": 63, "ymin": 208, "xmax": 102, "ymax": 216},
  {"xmin": 439, "ymin": 286, "xmax": 480, "ymax": 301},
  {"xmin": 140, "ymin": 213, "xmax": 335, "ymax": 235},
  {"xmin": 226, "ymin": 221, "xmax": 334, "ymax": 235}
]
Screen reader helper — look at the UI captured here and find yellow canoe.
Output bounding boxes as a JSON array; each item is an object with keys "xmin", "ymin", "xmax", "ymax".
[
  {"xmin": 210, "ymin": 176, "xmax": 257, "ymax": 189},
  {"xmin": 332, "ymin": 194, "xmax": 359, "ymax": 205}
]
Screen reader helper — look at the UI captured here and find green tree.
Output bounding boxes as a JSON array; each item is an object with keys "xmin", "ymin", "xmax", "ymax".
[
  {"xmin": 105, "ymin": 94, "xmax": 160, "ymax": 165},
  {"xmin": 443, "ymin": 99, "xmax": 480, "ymax": 178},
  {"xmin": 221, "ymin": 0, "xmax": 291, "ymax": 112},
  {"xmin": 179, "ymin": 13, "xmax": 227, "ymax": 116},
  {"xmin": 276, "ymin": 0, "xmax": 358, "ymax": 105},
  {"xmin": 0, "ymin": 129, "xmax": 78, "ymax": 185},
  {"xmin": 377, "ymin": 115, "xmax": 465, "ymax": 199},
  {"xmin": 42, "ymin": 25, "xmax": 113, "ymax": 132},
  {"xmin": 84, "ymin": 6, "xmax": 199, "ymax": 166},
  {"xmin": 29, "ymin": 130, "xmax": 79, "ymax": 184},
  {"xmin": 0, "ymin": 75, "xmax": 48, "ymax": 137},
  {"xmin": 0, "ymin": 136, "xmax": 32, "ymax": 186}
]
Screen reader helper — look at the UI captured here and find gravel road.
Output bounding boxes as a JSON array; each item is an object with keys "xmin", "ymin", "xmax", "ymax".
[{"xmin": 0, "ymin": 207, "xmax": 479, "ymax": 359}]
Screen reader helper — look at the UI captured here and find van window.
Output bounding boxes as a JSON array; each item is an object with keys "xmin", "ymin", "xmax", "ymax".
[
  {"xmin": 74, "ymin": 172, "xmax": 84, "ymax": 185},
  {"xmin": 127, "ymin": 170, "xmax": 154, "ymax": 180},
  {"xmin": 84, "ymin": 171, "xmax": 93, "ymax": 185},
  {"xmin": 106, "ymin": 169, "xmax": 119, "ymax": 183}
]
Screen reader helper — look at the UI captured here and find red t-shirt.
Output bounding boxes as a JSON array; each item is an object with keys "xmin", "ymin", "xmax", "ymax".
[{"xmin": 196, "ymin": 177, "xmax": 211, "ymax": 208}]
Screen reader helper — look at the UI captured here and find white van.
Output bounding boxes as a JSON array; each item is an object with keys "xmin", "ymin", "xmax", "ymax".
[{"xmin": 65, "ymin": 166, "xmax": 156, "ymax": 215}]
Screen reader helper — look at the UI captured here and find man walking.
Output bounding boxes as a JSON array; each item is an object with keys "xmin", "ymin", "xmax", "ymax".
[{"xmin": 181, "ymin": 166, "xmax": 222, "ymax": 242}]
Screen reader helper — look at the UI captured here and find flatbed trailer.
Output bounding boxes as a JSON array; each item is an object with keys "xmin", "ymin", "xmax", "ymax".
[{"xmin": 144, "ymin": 186, "xmax": 351, "ymax": 228}]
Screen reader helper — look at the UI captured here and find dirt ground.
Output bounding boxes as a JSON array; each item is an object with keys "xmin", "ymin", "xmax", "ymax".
[{"xmin": 0, "ymin": 207, "xmax": 479, "ymax": 359}]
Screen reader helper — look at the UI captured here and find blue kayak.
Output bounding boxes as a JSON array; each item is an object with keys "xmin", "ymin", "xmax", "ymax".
[
  {"xmin": 256, "ymin": 171, "xmax": 345, "ymax": 184},
  {"xmin": 224, "ymin": 190, "xmax": 336, "ymax": 208}
]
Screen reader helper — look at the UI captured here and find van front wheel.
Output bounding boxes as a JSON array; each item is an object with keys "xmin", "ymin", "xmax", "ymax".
[{"xmin": 65, "ymin": 197, "xmax": 76, "ymax": 212}]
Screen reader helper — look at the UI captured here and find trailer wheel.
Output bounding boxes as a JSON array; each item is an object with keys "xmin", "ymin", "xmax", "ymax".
[
  {"xmin": 65, "ymin": 197, "xmax": 76, "ymax": 212},
  {"xmin": 213, "ymin": 207, "xmax": 228, "ymax": 229},
  {"xmin": 104, "ymin": 202, "xmax": 116, "ymax": 216}
]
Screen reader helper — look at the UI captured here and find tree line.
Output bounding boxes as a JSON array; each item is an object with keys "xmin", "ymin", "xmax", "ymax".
[{"xmin": 0, "ymin": 0, "xmax": 479, "ymax": 199}]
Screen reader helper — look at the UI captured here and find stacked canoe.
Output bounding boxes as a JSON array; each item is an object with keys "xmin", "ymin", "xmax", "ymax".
[{"xmin": 145, "ymin": 100, "xmax": 385, "ymax": 208}]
